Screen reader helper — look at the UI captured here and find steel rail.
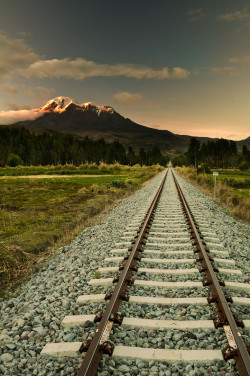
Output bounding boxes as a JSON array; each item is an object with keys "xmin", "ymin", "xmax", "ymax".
[
  {"xmin": 77, "ymin": 169, "xmax": 168, "ymax": 376},
  {"xmin": 171, "ymin": 169, "xmax": 250, "ymax": 376}
]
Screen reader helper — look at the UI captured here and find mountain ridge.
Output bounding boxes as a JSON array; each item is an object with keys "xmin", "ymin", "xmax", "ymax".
[{"xmin": 2, "ymin": 96, "xmax": 249, "ymax": 153}]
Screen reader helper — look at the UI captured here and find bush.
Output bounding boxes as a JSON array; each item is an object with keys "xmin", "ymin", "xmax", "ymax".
[
  {"xmin": 79, "ymin": 163, "xmax": 89, "ymax": 170},
  {"xmin": 112, "ymin": 163, "xmax": 122, "ymax": 171},
  {"xmin": 55, "ymin": 164, "xmax": 63, "ymax": 170},
  {"xmin": 63, "ymin": 164, "xmax": 77, "ymax": 170},
  {"xmin": 88, "ymin": 164, "xmax": 98, "ymax": 170},
  {"xmin": 89, "ymin": 184, "xmax": 108, "ymax": 194},
  {"xmin": 7, "ymin": 154, "xmax": 23, "ymax": 167},
  {"xmin": 231, "ymin": 196, "xmax": 239, "ymax": 206},
  {"xmin": 131, "ymin": 164, "xmax": 141, "ymax": 170},
  {"xmin": 239, "ymin": 161, "xmax": 248, "ymax": 171},
  {"xmin": 223, "ymin": 178, "xmax": 250, "ymax": 189},
  {"xmin": 197, "ymin": 163, "xmax": 211, "ymax": 174},
  {"xmin": 110, "ymin": 180, "xmax": 127, "ymax": 188}
]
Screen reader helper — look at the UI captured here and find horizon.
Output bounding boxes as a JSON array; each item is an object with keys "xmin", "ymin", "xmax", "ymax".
[
  {"xmin": 0, "ymin": 95, "xmax": 248, "ymax": 142},
  {"xmin": 0, "ymin": 0, "xmax": 249, "ymax": 141}
]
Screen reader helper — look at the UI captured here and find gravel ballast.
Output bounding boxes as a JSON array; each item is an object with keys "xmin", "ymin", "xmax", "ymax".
[{"xmin": 0, "ymin": 169, "xmax": 249, "ymax": 376}]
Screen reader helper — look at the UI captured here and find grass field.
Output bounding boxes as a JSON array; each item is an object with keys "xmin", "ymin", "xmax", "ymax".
[
  {"xmin": 176, "ymin": 167, "xmax": 250, "ymax": 224},
  {"xmin": 0, "ymin": 163, "xmax": 134, "ymax": 176},
  {"xmin": 0, "ymin": 164, "xmax": 164, "ymax": 297}
]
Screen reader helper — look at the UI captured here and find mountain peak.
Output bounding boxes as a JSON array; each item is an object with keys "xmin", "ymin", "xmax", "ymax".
[
  {"xmin": 41, "ymin": 96, "xmax": 81, "ymax": 112},
  {"xmin": 41, "ymin": 97, "xmax": 115, "ymax": 115}
]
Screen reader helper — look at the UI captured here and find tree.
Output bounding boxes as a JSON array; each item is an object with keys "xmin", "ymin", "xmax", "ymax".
[
  {"xmin": 127, "ymin": 146, "xmax": 136, "ymax": 165},
  {"xmin": 138, "ymin": 148, "xmax": 147, "ymax": 165},
  {"xmin": 172, "ymin": 155, "xmax": 187, "ymax": 167},
  {"xmin": 187, "ymin": 138, "xmax": 200, "ymax": 167},
  {"xmin": 7, "ymin": 153, "xmax": 23, "ymax": 167},
  {"xmin": 239, "ymin": 161, "xmax": 248, "ymax": 171}
]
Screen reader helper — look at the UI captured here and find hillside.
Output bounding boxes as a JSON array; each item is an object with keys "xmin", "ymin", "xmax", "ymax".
[{"xmin": 2, "ymin": 97, "xmax": 249, "ymax": 153}]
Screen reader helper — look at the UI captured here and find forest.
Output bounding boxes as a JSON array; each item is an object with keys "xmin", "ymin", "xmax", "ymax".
[
  {"xmin": 0, "ymin": 127, "xmax": 169, "ymax": 167},
  {"xmin": 172, "ymin": 137, "xmax": 250, "ymax": 170}
]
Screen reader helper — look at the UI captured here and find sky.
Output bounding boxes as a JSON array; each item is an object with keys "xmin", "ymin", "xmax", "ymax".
[{"xmin": 0, "ymin": 0, "xmax": 249, "ymax": 140}]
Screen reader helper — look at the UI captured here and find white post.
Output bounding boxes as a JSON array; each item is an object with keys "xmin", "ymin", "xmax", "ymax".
[
  {"xmin": 213, "ymin": 172, "xmax": 218, "ymax": 200},
  {"xmin": 214, "ymin": 175, "xmax": 216, "ymax": 199}
]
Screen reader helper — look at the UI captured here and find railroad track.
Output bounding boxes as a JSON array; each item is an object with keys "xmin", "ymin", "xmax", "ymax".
[{"xmin": 41, "ymin": 168, "xmax": 250, "ymax": 375}]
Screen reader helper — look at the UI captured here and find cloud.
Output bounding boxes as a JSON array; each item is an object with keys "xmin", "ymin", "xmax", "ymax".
[
  {"xmin": 229, "ymin": 56, "xmax": 250, "ymax": 64},
  {"xmin": 18, "ymin": 58, "xmax": 190, "ymax": 81},
  {"xmin": 210, "ymin": 66, "xmax": 240, "ymax": 76},
  {"xmin": 113, "ymin": 92, "xmax": 143, "ymax": 105},
  {"xmin": 6, "ymin": 103, "xmax": 31, "ymax": 111},
  {"xmin": 1, "ymin": 84, "xmax": 18, "ymax": 96},
  {"xmin": 0, "ymin": 33, "xmax": 190, "ymax": 82},
  {"xmin": 0, "ymin": 33, "xmax": 40, "ymax": 79},
  {"xmin": 0, "ymin": 109, "xmax": 43, "ymax": 125},
  {"xmin": 23, "ymin": 86, "xmax": 55, "ymax": 100},
  {"xmin": 217, "ymin": 8, "xmax": 250, "ymax": 25},
  {"xmin": 187, "ymin": 8, "xmax": 205, "ymax": 22}
]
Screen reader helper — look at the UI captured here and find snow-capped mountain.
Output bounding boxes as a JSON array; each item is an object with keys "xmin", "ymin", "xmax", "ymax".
[
  {"xmin": 41, "ymin": 96, "xmax": 115, "ymax": 116},
  {"xmin": 41, "ymin": 96, "xmax": 81, "ymax": 111},
  {"xmin": 7, "ymin": 96, "xmax": 238, "ymax": 153}
]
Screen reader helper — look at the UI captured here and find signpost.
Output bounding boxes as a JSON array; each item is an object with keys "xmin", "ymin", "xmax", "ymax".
[{"xmin": 213, "ymin": 172, "xmax": 218, "ymax": 199}]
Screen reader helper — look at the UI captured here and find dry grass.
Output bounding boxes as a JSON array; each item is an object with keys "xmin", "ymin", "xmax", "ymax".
[{"xmin": 176, "ymin": 167, "xmax": 250, "ymax": 225}]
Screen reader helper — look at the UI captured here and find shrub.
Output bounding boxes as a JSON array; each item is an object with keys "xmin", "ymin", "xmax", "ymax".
[
  {"xmin": 112, "ymin": 163, "xmax": 122, "ymax": 171},
  {"xmin": 131, "ymin": 164, "xmax": 141, "ymax": 170},
  {"xmin": 231, "ymin": 196, "xmax": 239, "ymax": 206},
  {"xmin": 223, "ymin": 178, "xmax": 250, "ymax": 189},
  {"xmin": 55, "ymin": 164, "xmax": 63, "ymax": 170},
  {"xmin": 110, "ymin": 180, "xmax": 127, "ymax": 188},
  {"xmin": 63, "ymin": 164, "xmax": 77, "ymax": 170},
  {"xmin": 126, "ymin": 179, "xmax": 133, "ymax": 185},
  {"xmin": 88, "ymin": 164, "xmax": 98, "ymax": 170},
  {"xmin": 79, "ymin": 163, "xmax": 89, "ymax": 170},
  {"xmin": 239, "ymin": 161, "xmax": 248, "ymax": 171},
  {"xmin": 197, "ymin": 163, "xmax": 211, "ymax": 174},
  {"xmin": 7, "ymin": 154, "xmax": 23, "ymax": 167},
  {"xmin": 89, "ymin": 184, "xmax": 108, "ymax": 194}
]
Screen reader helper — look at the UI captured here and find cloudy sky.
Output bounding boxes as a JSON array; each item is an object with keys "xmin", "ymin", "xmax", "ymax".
[{"xmin": 0, "ymin": 0, "xmax": 249, "ymax": 140}]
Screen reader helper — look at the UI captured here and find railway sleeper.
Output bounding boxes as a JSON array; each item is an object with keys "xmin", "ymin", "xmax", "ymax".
[
  {"xmin": 98, "ymin": 266, "xmax": 242, "ymax": 275},
  {"xmin": 76, "ymin": 293, "xmax": 250, "ymax": 307}
]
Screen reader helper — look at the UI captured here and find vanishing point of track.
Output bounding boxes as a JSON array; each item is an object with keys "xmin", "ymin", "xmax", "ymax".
[{"xmin": 41, "ymin": 168, "xmax": 250, "ymax": 376}]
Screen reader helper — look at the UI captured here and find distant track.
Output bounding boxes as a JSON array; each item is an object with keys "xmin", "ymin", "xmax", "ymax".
[{"xmin": 41, "ymin": 168, "xmax": 250, "ymax": 376}]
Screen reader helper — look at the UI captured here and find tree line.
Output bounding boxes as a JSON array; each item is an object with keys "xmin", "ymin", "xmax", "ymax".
[
  {"xmin": 172, "ymin": 137, "xmax": 250, "ymax": 170},
  {"xmin": 0, "ymin": 127, "xmax": 169, "ymax": 167}
]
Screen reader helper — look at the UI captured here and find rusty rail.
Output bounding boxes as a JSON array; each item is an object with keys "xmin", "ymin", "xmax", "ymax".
[
  {"xmin": 77, "ymin": 169, "xmax": 168, "ymax": 376},
  {"xmin": 172, "ymin": 169, "xmax": 250, "ymax": 376}
]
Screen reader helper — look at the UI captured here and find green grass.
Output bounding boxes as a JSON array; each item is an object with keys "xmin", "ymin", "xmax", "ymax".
[
  {"xmin": 211, "ymin": 169, "xmax": 250, "ymax": 181},
  {"xmin": 0, "ymin": 165, "xmax": 164, "ymax": 297},
  {"xmin": 231, "ymin": 187, "xmax": 250, "ymax": 200},
  {"xmin": 210, "ymin": 169, "xmax": 250, "ymax": 199},
  {"xmin": 0, "ymin": 163, "xmax": 149, "ymax": 176},
  {"xmin": 212, "ymin": 168, "xmax": 250, "ymax": 177}
]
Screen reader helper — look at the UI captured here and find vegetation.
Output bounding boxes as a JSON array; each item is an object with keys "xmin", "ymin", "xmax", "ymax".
[
  {"xmin": 0, "ymin": 126, "xmax": 169, "ymax": 167},
  {"xmin": 0, "ymin": 164, "xmax": 164, "ymax": 297},
  {"xmin": 172, "ymin": 137, "xmax": 250, "ymax": 170},
  {"xmin": 173, "ymin": 138, "xmax": 250, "ymax": 224},
  {"xmin": 0, "ymin": 162, "xmax": 160, "ymax": 176},
  {"xmin": 176, "ymin": 167, "xmax": 250, "ymax": 224}
]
